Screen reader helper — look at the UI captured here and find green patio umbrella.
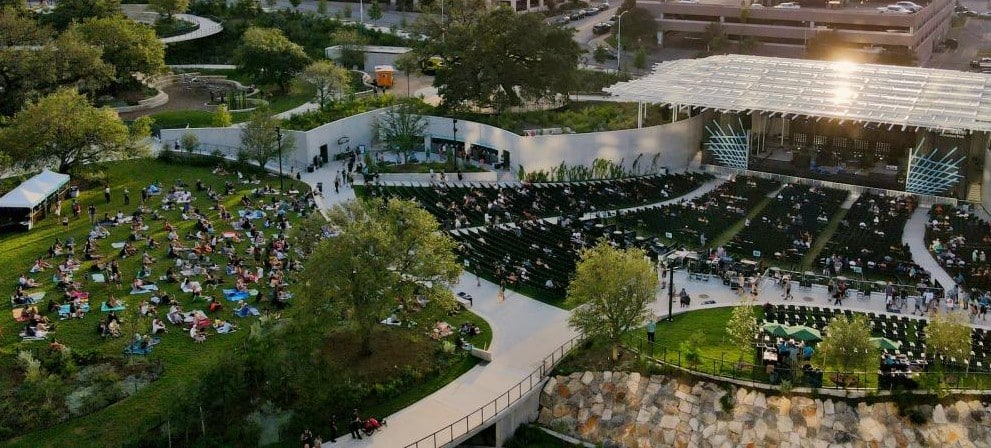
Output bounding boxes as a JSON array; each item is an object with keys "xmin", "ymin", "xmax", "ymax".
[
  {"xmin": 786, "ymin": 325, "xmax": 822, "ymax": 342},
  {"xmin": 762, "ymin": 322, "xmax": 791, "ymax": 337},
  {"xmin": 869, "ymin": 337, "xmax": 902, "ymax": 351}
]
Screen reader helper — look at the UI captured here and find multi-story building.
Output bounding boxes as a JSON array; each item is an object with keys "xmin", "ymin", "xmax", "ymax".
[{"xmin": 645, "ymin": 0, "xmax": 954, "ymax": 63}]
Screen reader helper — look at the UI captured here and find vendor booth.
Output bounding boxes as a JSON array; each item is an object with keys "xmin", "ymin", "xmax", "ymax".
[{"xmin": 0, "ymin": 169, "xmax": 70, "ymax": 230}]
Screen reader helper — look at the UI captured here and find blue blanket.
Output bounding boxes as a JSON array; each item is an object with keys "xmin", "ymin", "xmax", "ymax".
[
  {"xmin": 123, "ymin": 338, "xmax": 160, "ymax": 355},
  {"xmin": 223, "ymin": 289, "xmax": 250, "ymax": 302},
  {"xmin": 101, "ymin": 302, "xmax": 126, "ymax": 312},
  {"xmin": 130, "ymin": 284, "xmax": 159, "ymax": 295}
]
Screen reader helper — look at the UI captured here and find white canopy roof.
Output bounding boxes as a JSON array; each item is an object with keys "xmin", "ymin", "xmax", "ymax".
[
  {"xmin": 0, "ymin": 169, "xmax": 70, "ymax": 209},
  {"xmin": 604, "ymin": 55, "xmax": 991, "ymax": 133}
]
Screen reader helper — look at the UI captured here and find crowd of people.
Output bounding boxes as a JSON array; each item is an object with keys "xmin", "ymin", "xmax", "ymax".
[{"xmin": 9, "ymin": 167, "xmax": 316, "ymax": 353}]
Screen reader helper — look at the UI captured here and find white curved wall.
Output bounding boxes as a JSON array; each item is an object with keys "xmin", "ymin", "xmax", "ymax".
[{"xmin": 161, "ymin": 108, "xmax": 705, "ymax": 175}]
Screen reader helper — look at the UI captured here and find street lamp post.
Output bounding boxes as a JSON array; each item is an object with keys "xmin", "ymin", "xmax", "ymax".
[
  {"xmin": 667, "ymin": 262, "xmax": 675, "ymax": 321},
  {"xmin": 359, "ymin": 0, "xmax": 364, "ymax": 23},
  {"xmin": 275, "ymin": 126, "xmax": 284, "ymax": 193},
  {"xmin": 616, "ymin": 10, "xmax": 630, "ymax": 73},
  {"xmin": 452, "ymin": 118, "xmax": 458, "ymax": 165}
]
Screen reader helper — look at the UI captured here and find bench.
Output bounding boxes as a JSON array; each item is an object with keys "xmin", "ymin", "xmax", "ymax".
[{"xmin": 470, "ymin": 346, "xmax": 493, "ymax": 362}]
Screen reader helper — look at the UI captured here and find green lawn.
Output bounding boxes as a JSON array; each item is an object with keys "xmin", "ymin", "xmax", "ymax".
[
  {"xmin": 149, "ymin": 81, "xmax": 317, "ymax": 130},
  {"xmin": 0, "ymin": 158, "xmax": 495, "ymax": 446}
]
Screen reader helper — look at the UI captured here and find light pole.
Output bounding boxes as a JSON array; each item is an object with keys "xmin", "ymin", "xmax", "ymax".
[
  {"xmin": 616, "ymin": 10, "xmax": 630, "ymax": 73},
  {"xmin": 359, "ymin": 0, "xmax": 364, "ymax": 23},
  {"xmin": 452, "ymin": 118, "xmax": 458, "ymax": 165},
  {"xmin": 666, "ymin": 261, "xmax": 675, "ymax": 322},
  {"xmin": 275, "ymin": 126, "xmax": 284, "ymax": 193}
]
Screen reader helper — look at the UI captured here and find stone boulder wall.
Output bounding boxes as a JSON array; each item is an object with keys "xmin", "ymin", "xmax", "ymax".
[{"xmin": 537, "ymin": 371, "xmax": 991, "ymax": 448}]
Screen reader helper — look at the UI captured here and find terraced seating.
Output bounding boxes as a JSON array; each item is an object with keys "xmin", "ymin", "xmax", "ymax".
[
  {"xmin": 727, "ymin": 184, "xmax": 847, "ymax": 262},
  {"xmin": 450, "ymin": 218, "xmax": 663, "ymax": 303},
  {"xmin": 820, "ymin": 192, "xmax": 917, "ymax": 281},
  {"xmin": 613, "ymin": 176, "xmax": 781, "ymax": 250},
  {"xmin": 364, "ymin": 172, "xmax": 713, "ymax": 228},
  {"xmin": 926, "ymin": 205, "xmax": 991, "ymax": 290}
]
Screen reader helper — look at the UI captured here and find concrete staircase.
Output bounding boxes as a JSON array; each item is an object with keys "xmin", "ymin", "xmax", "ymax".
[{"xmin": 967, "ymin": 182, "xmax": 982, "ymax": 203}]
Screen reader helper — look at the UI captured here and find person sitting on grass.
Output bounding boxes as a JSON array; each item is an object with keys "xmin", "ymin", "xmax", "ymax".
[
  {"xmin": 141, "ymin": 251, "xmax": 155, "ymax": 267},
  {"xmin": 190, "ymin": 325, "xmax": 207, "ymax": 343},
  {"xmin": 31, "ymin": 257, "xmax": 52, "ymax": 273},
  {"xmin": 152, "ymin": 317, "xmax": 167, "ymax": 335},
  {"xmin": 19, "ymin": 274, "xmax": 40, "ymax": 288},
  {"xmin": 213, "ymin": 319, "xmax": 237, "ymax": 334}
]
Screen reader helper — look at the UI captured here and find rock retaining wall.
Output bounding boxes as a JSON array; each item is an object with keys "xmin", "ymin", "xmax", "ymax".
[{"xmin": 538, "ymin": 371, "xmax": 991, "ymax": 448}]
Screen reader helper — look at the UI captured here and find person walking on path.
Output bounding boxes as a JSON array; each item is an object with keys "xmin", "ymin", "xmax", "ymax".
[
  {"xmin": 104, "ymin": 185, "xmax": 111, "ymax": 203},
  {"xmin": 328, "ymin": 415, "xmax": 338, "ymax": 442},
  {"xmin": 496, "ymin": 278, "xmax": 506, "ymax": 302},
  {"xmin": 334, "ymin": 175, "xmax": 340, "ymax": 194},
  {"xmin": 123, "ymin": 188, "xmax": 130, "ymax": 205},
  {"xmin": 783, "ymin": 279, "xmax": 793, "ymax": 300},
  {"xmin": 646, "ymin": 318, "xmax": 656, "ymax": 343},
  {"xmin": 349, "ymin": 409, "xmax": 363, "ymax": 439},
  {"xmin": 88, "ymin": 204, "xmax": 97, "ymax": 224}
]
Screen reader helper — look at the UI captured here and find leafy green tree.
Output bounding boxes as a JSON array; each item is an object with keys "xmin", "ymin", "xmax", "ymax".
[
  {"xmin": 376, "ymin": 101, "xmax": 426, "ymax": 163},
  {"xmin": 0, "ymin": 88, "xmax": 135, "ymax": 173},
  {"xmin": 367, "ymin": 0, "xmax": 382, "ymax": 20},
  {"xmin": 633, "ymin": 46, "xmax": 647, "ymax": 70},
  {"xmin": 297, "ymin": 198, "xmax": 462, "ymax": 354},
  {"xmin": 739, "ymin": 36, "xmax": 761, "ymax": 54},
  {"xmin": 212, "ymin": 104, "xmax": 233, "ymax": 127},
  {"xmin": 180, "ymin": 132, "xmax": 200, "ymax": 154},
  {"xmin": 317, "ymin": 0, "xmax": 327, "ymax": 14},
  {"xmin": 393, "ymin": 50, "xmax": 419, "ymax": 97},
  {"xmin": 0, "ymin": 6, "xmax": 50, "ymax": 46},
  {"xmin": 298, "ymin": 60, "xmax": 351, "ymax": 109},
  {"xmin": 330, "ymin": 28, "xmax": 367, "ymax": 70},
  {"xmin": 726, "ymin": 298, "xmax": 761, "ymax": 363},
  {"xmin": 239, "ymin": 108, "xmax": 293, "ymax": 167},
  {"xmin": 48, "ymin": 0, "xmax": 120, "ymax": 29},
  {"xmin": 566, "ymin": 242, "xmax": 658, "ymax": 360},
  {"xmin": 593, "ymin": 45, "xmax": 609, "ymax": 64},
  {"xmin": 618, "ymin": 7, "xmax": 657, "ymax": 47},
  {"xmin": 817, "ymin": 314, "xmax": 877, "ymax": 376},
  {"xmin": 235, "ymin": 27, "xmax": 310, "ymax": 92},
  {"xmin": 926, "ymin": 310, "xmax": 973, "ymax": 369},
  {"xmin": 703, "ymin": 21, "xmax": 728, "ymax": 54},
  {"xmin": 72, "ymin": 16, "xmax": 167, "ymax": 80},
  {"xmin": 416, "ymin": 5, "xmax": 581, "ymax": 111},
  {"xmin": 149, "ymin": 0, "xmax": 190, "ymax": 19},
  {"xmin": 680, "ymin": 330, "xmax": 706, "ymax": 368},
  {"xmin": 131, "ymin": 115, "xmax": 154, "ymax": 140}
]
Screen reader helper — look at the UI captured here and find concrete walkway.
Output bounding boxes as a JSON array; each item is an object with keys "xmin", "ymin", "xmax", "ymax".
[
  {"xmin": 159, "ymin": 14, "xmax": 223, "ymax": 44},
  {"xmin": 903, "ymin": 206, "xmax": 956, "ymax": 289}
]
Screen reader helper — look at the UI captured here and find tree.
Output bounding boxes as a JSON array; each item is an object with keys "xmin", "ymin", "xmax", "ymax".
[
  {"xmin": 617, "ymin": 8, "xmax": 657, "ymax": 47},
  {"xmin": 149, "ymin": 0, "xmax": 190, "ymax": 19},
  {"xmin": 48, "ymin": 0, "xmax": 120, "ymax": 29},
  {"xmin": 330, "ymin": 28, "xmax": 367, "ymax": 70},
  {"xmin": 367, "ymin": 0, "xmax": 382, "ymax": 20},
  {"xmin": 235, "ymin": 27, "xmax": 310, "ymax": 92},
  {"xmin": 131, "ymin": 115, "xmax": 154, "ymax": 141},
  {"xmin": 593, "ymin": 45, "xmax": 609, "ymax": 64},
  {"xmin": 72, "ymin": 16, "xmax": 166, "ymax": 81},
  {"xmin": 925, "ymin": 310, "xmax": 973, "ymax": 369},
  {"xmin": 180, "ymin": 132, "xmax": 200, "ymax": 154},
  {"xmin": 393, "ymin": 51, "xmax": 419, "ymax": 97},
  {"xmin": 298, "ymin": 60, "xmax": 351, "ymax": 109},
  {"xmin": 817, "ymin": 315, "xmax": 877, "ymax": 377},
  {"xmin": 376, "ymin": 101, "xmax": 427, "ymax": 164},
  {"xmin": 703, "ymin": 22, "xmax": 728, "ymax": 54},
  {"xmin": 317, "ymin": 0, "xmax": 327, "ymax": 14},
  {"xmin": 212, "ymin": 104, "xmax": 233, "ymax": 127},
  {"xmin": 0, "ymin": 6, "xmax": 50, "ymax": 46},
  {"xmin": 725, "ymin": 298, "xmax": 761, "ymax": 364},
  {"xmin": 0, "ymin": 88, "xmax": 135, "ymax": 173},
  {"xmin": 566, "ymin": 242, "xmax": 658, "ymax": 360},
  {"xmin": 288, "ymin": 0, "xmax": 300, "ymax": 9},
  {"xmin": 739, "ymin": 36, "xmax": 761, "ymax": 54},
  {"xmin": 633, "ymin": 46, "xmax": 647, "ymax": 70},
  {"xmin": 342, "ymin": 3, "xmax": 351, "ymax": 17},
  {"xmin": 297, "ymin": 198, "xmax": 461, "ymax": 354},
  {"xmin": 239, "ymin": 108, "xmax": 293, "ymax": 168},
  {"xmin": 415, "ymin": 6, "xmax": 581, "ymax": 111}
]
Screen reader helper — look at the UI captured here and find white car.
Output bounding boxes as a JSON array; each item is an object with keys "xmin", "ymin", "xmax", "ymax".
[
  {"xmin": 774, "ymin": 2, "xmax": 801, "ymax": 8},
  {"xmin": 878, "ymin": 4, "xmax": 912, "ymax": 13},
  {"xmin": 894, "ymin": 1, "xmax": 922, "ymax": 11}
]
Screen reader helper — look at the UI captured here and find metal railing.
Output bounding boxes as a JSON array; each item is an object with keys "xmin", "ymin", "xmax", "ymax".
[
  {"xmin": 627, "ymin": 336, "xmax": 991, "ymax": 392},
  {"xmin": 403, "ymin": 333, "xmax": 585, "ymax": 448}
]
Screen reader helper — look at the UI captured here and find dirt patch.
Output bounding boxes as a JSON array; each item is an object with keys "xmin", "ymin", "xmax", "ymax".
[
  {"xmin": 319, "ymin": 326, "xmax": 439, "ymax": 381},
  {"xmin": 119, "ymin": 84, "xmax": 215, "ymax": 120}
]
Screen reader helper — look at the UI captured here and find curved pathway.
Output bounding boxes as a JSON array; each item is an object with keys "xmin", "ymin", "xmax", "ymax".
[
  {"xmin": 903, "ymin": 206, "xmax": 956, "ymax": 289},
  {"xmin": 159, "ymin": 14, "xmax": 223, "ymax": 44}
]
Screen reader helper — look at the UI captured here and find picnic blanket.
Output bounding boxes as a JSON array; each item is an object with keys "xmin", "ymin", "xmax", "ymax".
[
  {"xmin": 147, "ymin": 184, "xmax": 162, "ymax": 195},
  {"xmin": 223, "ymin": 289, "xmax": 250, "ymax": 302},
  {"xmin": 222, "ymin": 231, "xmax": 237, "ymax": 239},
  {"xmin": 68, "ymin": 291, "xmax": 90, "ymax": 300},
  {"xmin": 58, "ymin": 303, "xmax": 91, "ymax": 317},
  {"xmin": 180, "ymin": 281, "xmax": 201, "ymax": 294},
  {"xmin": 19, "ymin": 332, "xmax": 46, "ymax": 341},
  {"xmin": 130, "ymin": 284, "xmax": 159, "ymax": 294},
  {"xmin": 237, "ymin": 210, "xmax": 265, "ymax": 220},
  {"xmin": 91, "ymin": 273, "xmax": 106, "ymax": 283},
  {"xmin": 123, "ymin": 337, "xmax": 161, "ymax": 355},
  {"xmin": 11, "ymin": 291, "xmax": 45, "ymax": 307},
  {"xmin": 235, "ymin": 305, "xmax": 260, "ymax": 317},
  {"xmin": 111, "ymin": 242, "xmax": 126, "ymax": 249},
  {"xmin": 12, "ymin": 306, "xmax": 38, "ymax": 322},
  {"xmin": 100, "ymin": 302, "xmax": 127, "ymax": 312}
]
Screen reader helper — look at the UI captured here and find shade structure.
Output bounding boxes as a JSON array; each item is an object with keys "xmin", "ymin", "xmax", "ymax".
[
  {"xmin": 0, "ymin": 169, "xmax": 70, "ymax": 210},
  {"xmin": 762, "ymin": 323, "xmax": 790, "ymax": 338},
  {"xmin": 869, "ymin": 337, "xmax": 902, "ymax": 351},
  {"xmin": 786, "ymin": 325, "xmax": 822, "ymax": 342}
]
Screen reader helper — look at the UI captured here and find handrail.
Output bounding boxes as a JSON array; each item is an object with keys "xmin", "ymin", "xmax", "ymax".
[{"xmin": 402, "ymin": 333, "xmax": 585, "ymax": 448}]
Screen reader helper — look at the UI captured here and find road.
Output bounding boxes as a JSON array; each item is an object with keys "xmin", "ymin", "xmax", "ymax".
[
  {"xmin": 926, "ymin": 0, "xmax": 991, "ymax": 71},
  {"xmin": 270, "ymin": 0, "xmax": 422, "ymax": 28}
]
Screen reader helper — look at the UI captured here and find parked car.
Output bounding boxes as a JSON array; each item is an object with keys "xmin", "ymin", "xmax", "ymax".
[
  {"xmin": 592, "ymin": 22, "xmax": 612, "ymax": 34},
  {"xmin": 774, "ymin": 2, "xmax": 800, "ymax": 8},
  {"xmin": 597, "ymin": 2, "xmax": 610, "ymax": 11},
  {"xmin": 970, "ymin": 57, "xmax": 991, "ymax": 68},
  {"xmin": 569, "ymin": 11, "xmax": 585, "ymax": 20},
  {"xmin": 943, "ymin": 38, "xmax": 958, "ymax": 49},
  {"xmin": 877, "ymin": 5, "xmax": 912, "ymax": 13},
  {"xmin": 551, "ymin": 16, "xmax": 570, "ymax": 25},
  {"xmin": 894, "ymin": 1, "xmax": 922, "ymax": 12},
  {"xmin": 585, "ymin": 7, "xmax": 600, "ymax": 15}
]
